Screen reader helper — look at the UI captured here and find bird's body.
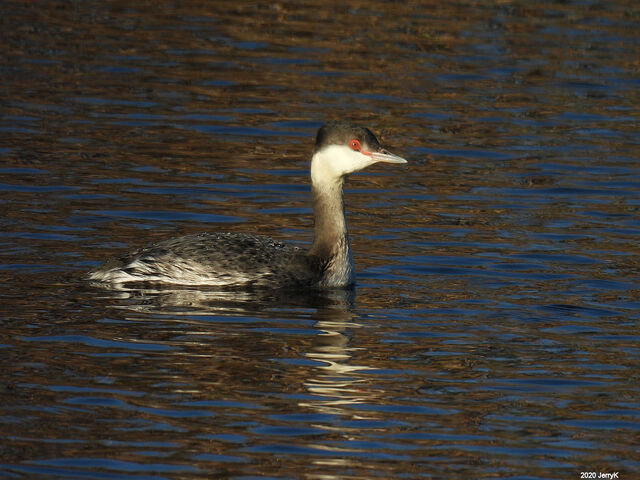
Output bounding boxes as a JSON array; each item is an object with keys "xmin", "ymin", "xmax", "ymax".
[
  {"xmin": 88, "ymin": 232, "xmax": 340, "ymax": 288},
  {"xmin": 88, "ymin": 121, "xmax": 406, "ymax": 289}
]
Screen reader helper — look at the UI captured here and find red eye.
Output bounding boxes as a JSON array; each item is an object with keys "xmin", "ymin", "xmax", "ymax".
[{"xmin": 349, "ymin": 139, "xmax": 361, "ymax": 151}]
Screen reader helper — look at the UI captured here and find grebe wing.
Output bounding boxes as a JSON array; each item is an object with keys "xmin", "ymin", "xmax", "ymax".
[{"xmin": 89, "ymin": 232, "xmax": 317, "ymax": 287}]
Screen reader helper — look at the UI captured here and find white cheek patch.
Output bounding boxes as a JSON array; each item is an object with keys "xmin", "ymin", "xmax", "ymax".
[{"xmin": 311, "ymin": 145, "xmax": 374, "ymax": 183}]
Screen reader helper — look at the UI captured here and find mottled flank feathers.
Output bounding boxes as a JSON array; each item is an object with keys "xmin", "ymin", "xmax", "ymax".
[{"xmin": 88, "ymin": 233, "xmax": 325, "ymax": 288}]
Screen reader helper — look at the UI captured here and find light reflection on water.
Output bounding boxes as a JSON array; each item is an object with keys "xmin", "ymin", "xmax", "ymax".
[{"xmin": 1, "ymin": 0, "xmax": 640, "ymax": 478}]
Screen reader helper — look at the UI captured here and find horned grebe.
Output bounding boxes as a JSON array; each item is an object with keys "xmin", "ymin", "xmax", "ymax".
[{"xmin": 88, "ymin": 121, "xmax": 407, "ymax": 289}]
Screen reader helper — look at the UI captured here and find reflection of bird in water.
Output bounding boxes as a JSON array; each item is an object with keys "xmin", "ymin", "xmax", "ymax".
[
  {"xmin": 301, "ymin": 311, "xmax": 382, "ymax": 418},
  {"xmin": 89, "ymin": 284, "xmax": 356, "ymax": 315},
  {"xmin": 88, "ymin": 122, "xmax": 406, "ymax": 289}
]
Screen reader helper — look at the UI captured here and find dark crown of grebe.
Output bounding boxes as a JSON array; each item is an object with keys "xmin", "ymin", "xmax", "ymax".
[{"xmin": 88, "ymin": 121, "xmax": 407, "ymax": 289}]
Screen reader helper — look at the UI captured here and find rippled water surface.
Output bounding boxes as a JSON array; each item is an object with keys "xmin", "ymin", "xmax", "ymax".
[{"xmin": 2, "ymin": 1, "xmax": 639, "ymax": 478}]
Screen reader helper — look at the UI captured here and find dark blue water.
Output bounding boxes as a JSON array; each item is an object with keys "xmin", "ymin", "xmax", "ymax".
[{"xmin": 1, "ymin": 1, "xmax": 639, "ymax": 478}]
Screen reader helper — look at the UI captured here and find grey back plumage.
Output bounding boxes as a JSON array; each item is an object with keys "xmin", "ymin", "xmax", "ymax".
[{"xmin": 88, "ymin": 233, "xmax": 323, "ymax": 288}]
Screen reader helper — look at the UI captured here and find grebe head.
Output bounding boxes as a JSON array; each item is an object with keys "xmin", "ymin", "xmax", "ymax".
[{"xmin": 311, "ymin": 121, "xmax": 407, "ymax": 185}]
